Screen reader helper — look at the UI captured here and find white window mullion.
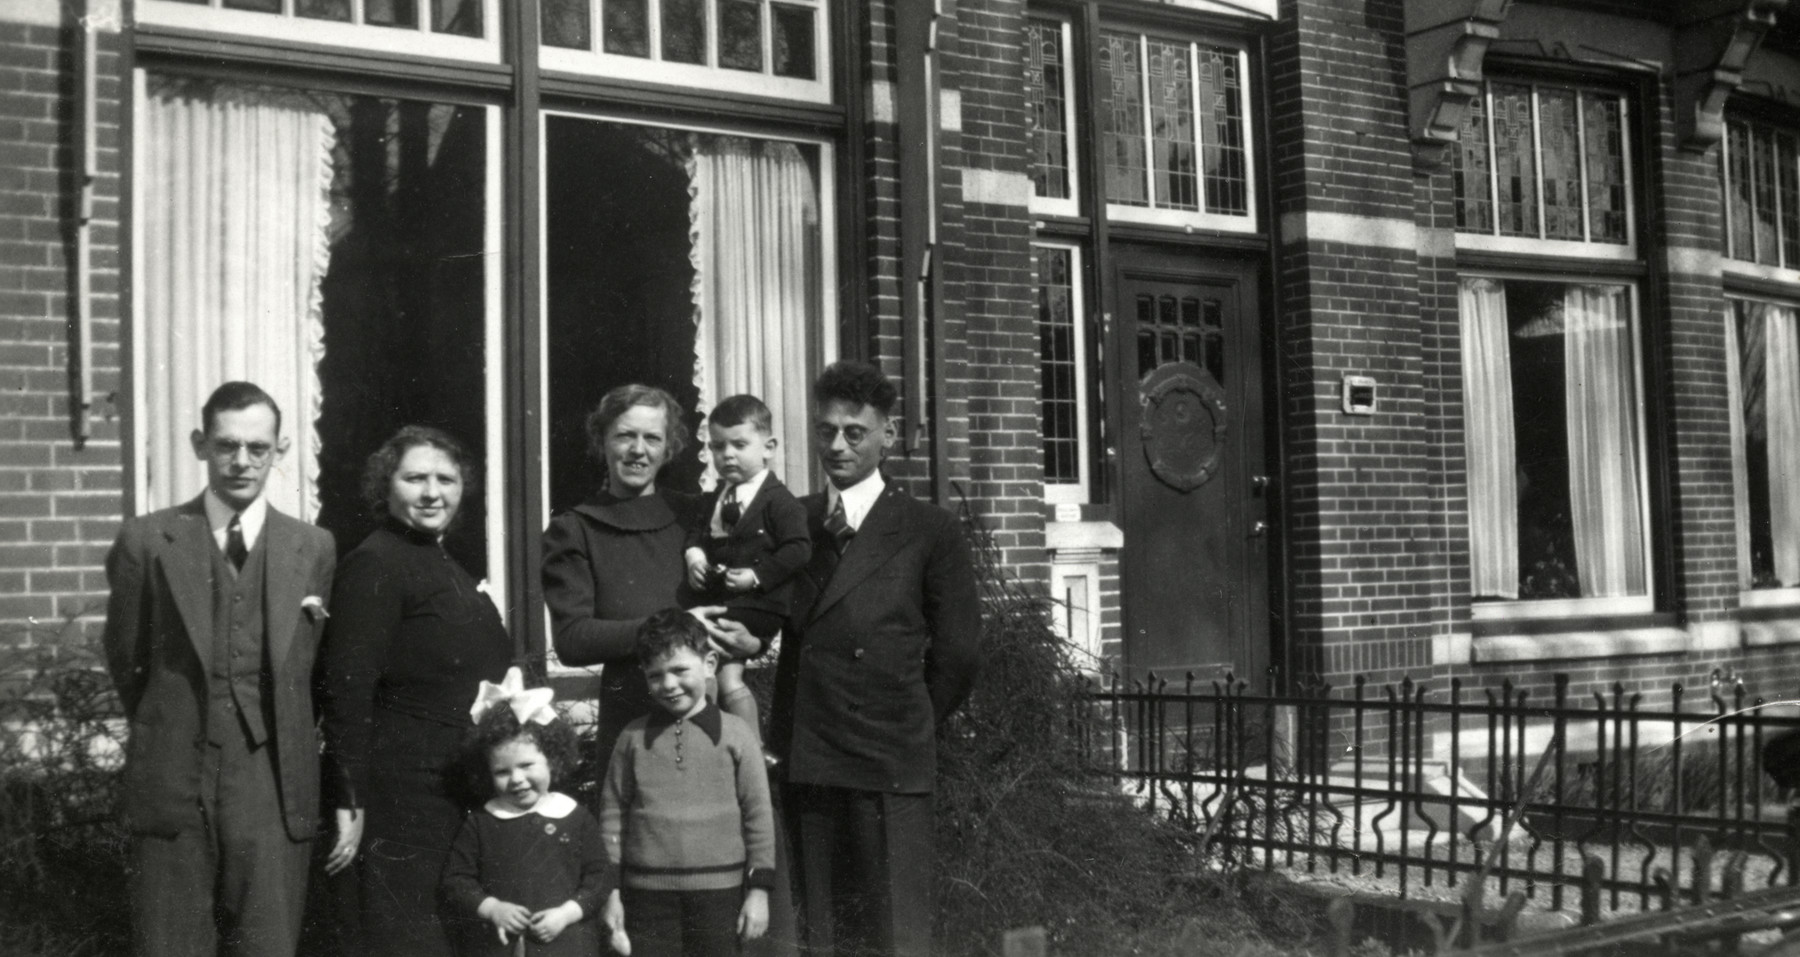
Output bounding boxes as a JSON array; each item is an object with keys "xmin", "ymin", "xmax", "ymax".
[
  {"xmin": 1139, "ymin": 33, "xmax": 1154, "ymax": 210},
  {"xmin": 1485, "ymin": 86, "xmax": 1501, "ymax": 238},
  {"xmin": 1530, "ymin": 85, "xmax": 1547, "ymax": 241},
  {"xmin": 1189, "ymin": 41, "xmax": 1205, "ymax": 215},
  {"xmin": 1061, "ymin": 21, "xmax": 1081, "ymax": 209},
  {"xmin": 1575, "ymin": 92, "xmax": 1592, "ymax": 243}
]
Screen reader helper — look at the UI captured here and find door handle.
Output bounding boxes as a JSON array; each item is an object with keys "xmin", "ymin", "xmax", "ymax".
[
  {"xmin": 1249, "ymin": 520, "xmax": 1268, "ymax": 537},
  {"xmin": 1250, "ymin": 474, "xmax": 1270, "ymax": 492}
]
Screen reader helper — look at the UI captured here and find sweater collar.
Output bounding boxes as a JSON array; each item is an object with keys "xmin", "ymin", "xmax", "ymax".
[
  {"xmin": 482, "ymin": 791, "xmax": 578, "ymax": 820},
  {"xmin": 570, "ymin": 488, "xmax": 678, "ymax": 533},
  {"xmin": 644, "ymin": 700, "xmax": 723, "ymax": 747}
]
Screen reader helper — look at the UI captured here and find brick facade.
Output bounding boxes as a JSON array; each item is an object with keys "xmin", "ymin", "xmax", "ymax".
[{"xmin": 7, "ymin": 0, "xmax": 1800, "ymax": 714}]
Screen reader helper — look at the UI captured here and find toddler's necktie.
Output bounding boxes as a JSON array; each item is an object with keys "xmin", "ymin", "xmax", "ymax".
[{"xmin": 721, "ymin": 486, "xmax": 742, "ymax": 531}]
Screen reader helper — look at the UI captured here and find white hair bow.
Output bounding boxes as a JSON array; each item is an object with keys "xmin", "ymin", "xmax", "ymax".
[{"xmin": 469, "ymin": 667, "xmax": 556, "ymax": 726}]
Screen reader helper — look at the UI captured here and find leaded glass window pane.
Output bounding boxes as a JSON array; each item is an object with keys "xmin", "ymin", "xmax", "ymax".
[
  {"xmin": 1036, "ymin": 247, "xmax": 1080, "ymax": 485},
  {"xmin": 1455, "ymin": 92, "xmax": 1493, "ymax": 232},
  {"xmin": 296, "ymin": 0, "xmax": 351, "ymax": 21},
  {"xmin": 1539, "ymin": 88, "xmax": 1582, "ymax": 240},
  {"xmin": 1582, "ymin": 93, "xmax": 1627, "ymax": 243},
  {"xmin": 1730, "ymin": 121, "xmax": 1755, "ymax": 260},
  {"xmin": 1025, "ymin": 19, "xmax": 1071, "ymax": 202},
  {"xmin": 1147, "ymin": 39, "xmax": 1197, "ymax": 211},
  {"xmin": 1781, "ymin": 135, "xmax": 1799, "ymax": 268},
  {"xmin": 225, "ymin": 0, "xmax": 281, "ymax": 12},
  {"xmin": 1100, "ymin": 32, "xmax": 1148, "ymax": 207},
  {"xmin": 719, "ymin": 0, "xmax": 763, "ymax": 72},
  {"xmin": 771, "ymin": 4, "xmax": 816, "ymax": 79},
  {"xmin": 603, "ymin": 0, "xmax": 650, "ymax": 57},
  {"xmin": 661, "ymin": 0, "xmax": 706, "ymax": 64},
  {"xmin": 364, "ymin": 0, "xmax": 417, "ymax": 28},
  {"xmin": 541, "ymin": 0, "xmax": 590, "ymax": 48},
  {"xmin": 433, "ymin": 0, "xmax": 480, "ymax": 37},
  {"xmin": 1491, "ymin": 83, "xmax": 1539, "ymax": 238},
  {"xmin": 1197, "ymin": 43, "xmax": 1246, "ymax": 215},
  {"xmin": 1756, "ymin": 127, "xmax": 1782, "ymax": 265}
]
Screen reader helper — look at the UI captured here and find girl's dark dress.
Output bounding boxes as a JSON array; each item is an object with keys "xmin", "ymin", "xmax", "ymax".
[
  {"xmin": 440, "ymin": 793, "xmax": 608, "ymax": 957},
  {"xmin": 322, "ymin": 519, "xmax": 515, "ymax": 957}
]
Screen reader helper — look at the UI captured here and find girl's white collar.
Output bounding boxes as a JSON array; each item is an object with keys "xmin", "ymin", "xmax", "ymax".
[{"xmin": 483, "ymin": 791, "xmax": 578, "ymax": 820}]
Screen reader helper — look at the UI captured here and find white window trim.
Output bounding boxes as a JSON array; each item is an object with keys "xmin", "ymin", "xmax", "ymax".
[
  {"xmin": 1049, "ymin": 559, "xmax": 1104, "ymax": 668},
  {"xmin": 538, "ymin": 0, "xmax": 830, "ymax": 105},
  {"xmin": 1028, "ymin": 17, "xmax": 1080, "ymax": 219},
  {"xmin": 139, "ymin": 0, "xmax": 503, "ymax": 63},
  {"xmin": 1456, "ymin": 83, "xmax": 1636, "ymax": 258},
  {"xmin": 1465, "ymin": 274, "xmax": 1656, "ymax": 621},
  {"xmin": 1724, "ymin": 260, "xmax": 1800, "ymax": 286},
  {"xmin": 1720, "ymin": 120, "xmax": 1796, "ymax": 269},
  {"xmin": 1742, "ymin": 586, "xmax": 1800, "ymax": 609},
  {"xmin": 1727, "ymin": 291, "xmax": 1800, "ymax": 604},
  {"xmin": 1033, "ymin": 241, "xmax": 1091, "ymax": 505},
  {"xmin": 1102, "ymin": 38, "xmax": 1257, "ymax": 233},
  {"xmin": 536, "ymin": 109, "xmax": 838, "ymax": 669}
]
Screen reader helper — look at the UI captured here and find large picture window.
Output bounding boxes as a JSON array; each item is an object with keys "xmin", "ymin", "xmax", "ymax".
[
  {"xmin": 1454, "ymin": 81, "xmax": 1633, "ymax": 257},
  {"xmin": 134, "ymin": 75, "xmax": 503, "ymax": 583},
  {"xmin": 1728, "ymin": 298, "xmax": 1800, "ymax": 593},
  {"xmin": 1459, "ymin": 276, "xmax": 1651, "ymax": 616}
]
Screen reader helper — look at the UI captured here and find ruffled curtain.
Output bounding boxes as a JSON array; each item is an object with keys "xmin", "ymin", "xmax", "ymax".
[
  {"xmin": 1727, "ymin": 304, "xmax": 1754, "ymax": 589},
  {"xmin": 687, "ymin": 136, "xmax": 820, "ymax": 493},
  {"xmin": 1563, "ymin": 284, "xmax": 1645, "ymax": 598},
  {"xmin": 1458, "ymin": 278, "xmax": 1519, "ymax": 599},
  {"xmin": 1764, "ymin": 302, "xmax": 1800, "ymax": 585},
  {"xmin": 139, "ymin": 83, "xmax": 334, "ymax": 519}
]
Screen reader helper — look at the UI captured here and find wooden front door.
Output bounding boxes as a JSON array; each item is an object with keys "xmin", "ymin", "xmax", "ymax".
[{"xmin": 1113, "ymin": 247, "xmax": 1269, "ymax": 682}]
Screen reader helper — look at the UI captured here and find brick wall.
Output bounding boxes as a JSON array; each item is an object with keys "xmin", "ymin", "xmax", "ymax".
[{"xmin": 0, "ymin": 10, "xmax": 124, "ymax": 650}]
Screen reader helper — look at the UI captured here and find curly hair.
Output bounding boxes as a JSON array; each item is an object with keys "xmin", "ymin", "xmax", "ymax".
[
  {"xmin": 584, "ymin": 384, "xmax": 690, "ymax": 470},
  {"xmin": 812, "ymin": 361, "xmax": 898, "ymax": 417},
  {"xmin": 460, "ymin": 704, "xmax": 582, "ymax": 802},
  {"xmin": 359, "ymin": 425, "xmax": 479, "ymax": 522},
  {"xmin": 634, "ymin": 607, "xmax": 713, "ymax": 667}
]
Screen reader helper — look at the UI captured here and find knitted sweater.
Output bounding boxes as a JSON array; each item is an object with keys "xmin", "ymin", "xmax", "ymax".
[{"xmin": 600, "ymin": 702, "xmax": 776, "ymax": 892}]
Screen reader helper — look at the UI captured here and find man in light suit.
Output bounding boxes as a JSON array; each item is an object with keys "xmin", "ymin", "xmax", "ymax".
[
  {"xmin": 103, "ymin": 381, "xmax": 336, "ymax": 957},
  {"xmin": 771, "ymin": 361, "xmax": 982, "ymax": 957}
]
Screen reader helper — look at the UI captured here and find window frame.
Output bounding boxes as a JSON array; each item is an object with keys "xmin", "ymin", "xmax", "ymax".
[
  {"xmin": 1032, "ymin": 240, "xmax": 1093, "ymax": 505},
  {"xmin": 1026, "ymin": 15, "xmax": 1081, "ymax": 219},
  {"xmin": 1454, "ymin": 79, "xmax": 1638, "ymax": 261},
  {"xmin": 139, "ymin": 0, "xmax": 505, "ymax": 63},
  {"xmin": 1096, "ymin": 29, "xmax": 1257, "ymax": 234},
  {"xmin": 538, "ymin": 0, "xmax": 831, "ymax": 105},
  {"xmin": 1461, "ymin": 270, "xmax": 1657, "ymax": 623},
  {"xmin": 1049, "ymin": 559, "xmax": 1104, "ymax": 667},
  {"xmin": 1725, "ymin": 292, "xmax": 1800, "ymax": 608}
]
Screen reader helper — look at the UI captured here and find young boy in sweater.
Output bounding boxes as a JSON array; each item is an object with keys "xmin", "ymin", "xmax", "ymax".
[{"xmin": 600, "ymin": 608, "xmax": 776, "ymax": 957}]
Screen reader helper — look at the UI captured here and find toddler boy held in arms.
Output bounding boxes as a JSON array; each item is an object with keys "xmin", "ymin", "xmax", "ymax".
[
  {"xmin": 600, "ymin": 609, "xmax": 777, "ymax": 957},
  {"xmin": 684, "ymin": 393, "xmax": 811, "ymax": 742}
]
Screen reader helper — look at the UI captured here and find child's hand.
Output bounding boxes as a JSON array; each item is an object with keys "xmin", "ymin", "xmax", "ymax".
[
  {"xmin": 603, "ymin": 889, "xmax": 631, "ymax": 955},
  {"xmin": 738, "ymin": 888, "xmax": 769, "ymax": 942},
  {"xmin": 685, "ymin": 548, "xmax": 712, "ymax": 590},
  {"xmin": 722, "ymin": 567, "xmax": 758, "ymax": 593},
  {"xmin": 476, "ymin": 897, "xmax": 532, "ymax": 944},
  {"xmin": 528, "ymin": 901, "xmax": 583, "ymax": 942}
]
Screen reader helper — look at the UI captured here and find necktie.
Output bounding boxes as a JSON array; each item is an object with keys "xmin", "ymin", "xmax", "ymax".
[
  {"xmin": 824, "ymin": 497, "xmax": 854, "ymax": 553},
  {"xmin": 721, "ymin": 486, "xmax": 742, "ymax": 531},
  {"xmin": 225, "ymin": 514, "xmax": 248, "ymax": 571}
]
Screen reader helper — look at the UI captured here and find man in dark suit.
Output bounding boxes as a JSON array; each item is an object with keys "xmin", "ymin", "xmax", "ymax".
[
  {"xmin": 771, "ymin": 361, "xmax": 982, "ymax": 957},
  {"xmin": 103, "ymin": 381, "xmax": 337, "ymax": 957}
]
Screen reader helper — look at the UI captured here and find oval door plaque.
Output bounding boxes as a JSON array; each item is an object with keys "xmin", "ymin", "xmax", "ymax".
[{"xmin": 1139, "ymin": 361, "xmax": 1227, "ymax": 492}]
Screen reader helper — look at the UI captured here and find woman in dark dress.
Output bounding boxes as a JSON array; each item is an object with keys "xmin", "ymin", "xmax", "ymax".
[{"xmin": 321, "ymin": 426, "xmax": 515, "ymax": 957}]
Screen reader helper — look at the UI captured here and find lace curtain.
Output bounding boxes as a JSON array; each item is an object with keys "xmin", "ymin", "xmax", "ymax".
[
  {"xmin": 139, "ymin": 82, "xmax": 335, "ymax": 519},
  {"xmin": 1458, "ymin": 278, "xmax": 1519, "ymax": 599},
  {"xmin": 687, "ymin": 136, "xmax": 820, "ymax": 493},
  {"xmin": 1727, "ymin": 307, "xmax": 1754, "ymax": 589},
  {"xmin": 1563, "ymin": 284, "xmax": 1645, "ymax": 598}
]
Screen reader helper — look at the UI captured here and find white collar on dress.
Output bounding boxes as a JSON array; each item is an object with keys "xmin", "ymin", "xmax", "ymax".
[{"xmin": 483, "ymin": 791, "xmax": 578, "ymax": 820}]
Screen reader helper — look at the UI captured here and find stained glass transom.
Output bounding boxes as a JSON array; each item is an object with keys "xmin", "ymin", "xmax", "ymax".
[
  {"xmin": 1025, "ymin": 19, "xmax": 1072, "ymax": 202},
  {"xmin": 1097, "ymin": 30, "xmax": 1251, "ymax": 223},
  {"xmin": 1721, "ymin": 119, "xmax": 1800, "ymax": 270}
]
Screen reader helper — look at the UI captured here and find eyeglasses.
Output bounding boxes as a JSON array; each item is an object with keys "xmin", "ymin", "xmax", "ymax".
[
  {"xmin": 813, "ymin": 424, "xmax": 873, "ymax": 447},
  {"xmin": 206, "ymin": 439, "xmax": 276, "ymax": 465}
]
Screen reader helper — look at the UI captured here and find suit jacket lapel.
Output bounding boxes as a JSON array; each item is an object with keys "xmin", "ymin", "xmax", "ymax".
[
  {"xmin": 737, "ymin": 474, "xmax": 784, "ymax": 529},
  {"xmin": 807, "ymin": 485, "xmax": 903, "ymax": 625},
  {"xmin": 160, "ymin": 496, "xmax": 216, "ymax": 665},
  {"xmin": 262, "ymin": 508, "xmax": 308, "ymax": 669}
]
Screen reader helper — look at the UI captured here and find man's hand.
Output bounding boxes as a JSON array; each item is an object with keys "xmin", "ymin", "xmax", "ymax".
[
  {"xmin": 688, "ymin": 606, "xmax": 759, "ymax": 659},
  {"xmin": 325, "ymin": 807, "xmax": 363, "ymax": 876},
  {"xmin": 477, "ymin": 897, "xmax": 532, "ymax": 943},
  {"xmin": 738, "ymin": 888, "xmax": 769, "ymax": 941},
  {"xmin": 722, "ymin": 567, "xmax": 758, "ymax": 593}
]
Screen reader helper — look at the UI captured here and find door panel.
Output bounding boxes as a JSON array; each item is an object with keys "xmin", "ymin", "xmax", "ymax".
[{"xmin": 1113, "ymin": 248, "xmax": 1268, "ymax": 681}]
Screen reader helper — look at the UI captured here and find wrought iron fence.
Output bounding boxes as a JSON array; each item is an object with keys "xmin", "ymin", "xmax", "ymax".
[{"xmin": 1076, "ymin": 670, "xmax": 1800, "ymax": 916}]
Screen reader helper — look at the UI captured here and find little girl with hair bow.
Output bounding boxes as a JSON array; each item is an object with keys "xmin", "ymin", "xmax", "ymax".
[{"xmin": 439, "ymin": 668, "xmax": 624, "ymax": 956}]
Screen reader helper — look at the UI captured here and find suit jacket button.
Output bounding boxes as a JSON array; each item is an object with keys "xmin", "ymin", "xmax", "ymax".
[
  {"xmin": 853, "ymin": 649, "xmax": 864, "ymax": 659},
  {"xmin": 848, "ymin": 703, "xmax": 859, "ymax": 713}
]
